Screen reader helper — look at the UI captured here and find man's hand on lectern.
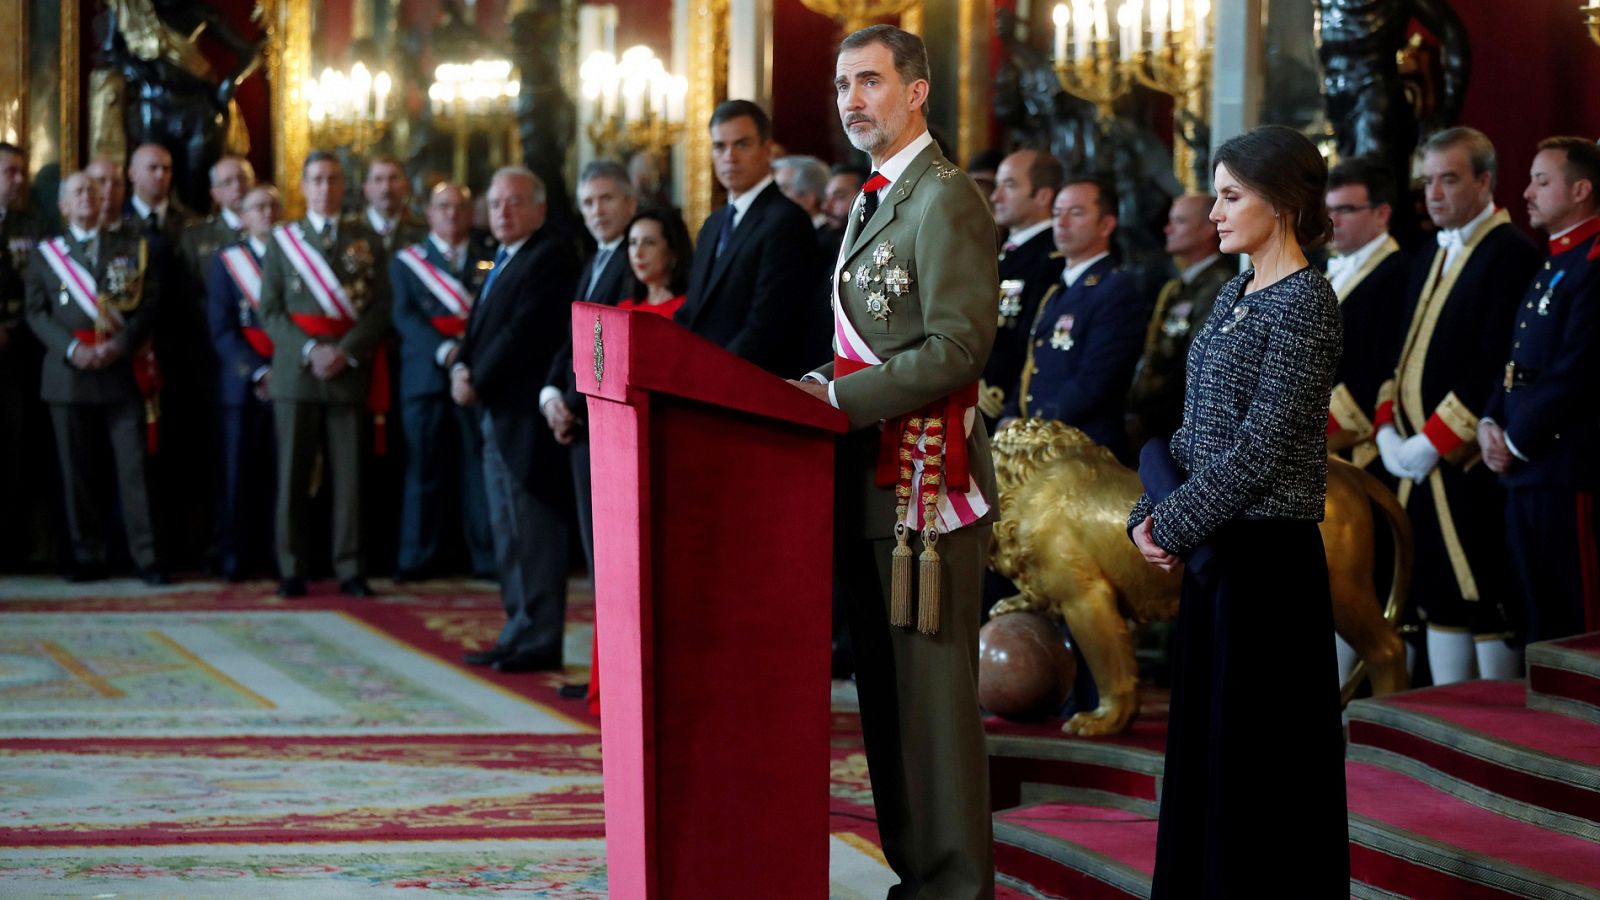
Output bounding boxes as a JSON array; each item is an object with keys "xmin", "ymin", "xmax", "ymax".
[{"xmin": 787, "ymin": 379, "xmax": 830, "ymax": 403}]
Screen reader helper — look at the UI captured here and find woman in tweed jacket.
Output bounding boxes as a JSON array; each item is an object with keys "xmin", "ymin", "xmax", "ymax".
[{"xmin": 1128, "ymin": 126, "xmax": 1348, "ymax": 896}]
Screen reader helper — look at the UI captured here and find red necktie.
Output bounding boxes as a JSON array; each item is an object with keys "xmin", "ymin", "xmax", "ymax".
[{"xmin": 861, "ymin": 171, "xmax": 890, "ymax": 222}]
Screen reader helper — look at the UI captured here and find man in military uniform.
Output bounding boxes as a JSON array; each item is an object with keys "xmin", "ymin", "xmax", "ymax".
[
  {"xmin": 1374, "ymin": 127, "xmax": 1540, "ymax": 683},
  {"xmin": 1323, "ymin": 156, "xmax": 1411, "ymax": 471},
  {"xmin": 180, "ymin": 154, "xmax": 255, "ymax": 279},
  {"xmin": 0, "ymin": 142, "xmax": 49, "ymax": 570},
  {"xmin": 390, "ymin": 181, "xmax": 496, "ymax": 581},
  {"xmin": 362, "ymin": 156, "xmax": 427, "ymax": 255},
  {"xmin": 259, "ymin": 151, "xmax": 392, "ymax": 598},
  {"xmin": 205, "ymin": 185, "xmax": 282, "ymax": 581},
  {"xmin": 980, "ymin": 147, "xmax": 1064, "ymax": 429},
  {"xmin": 1125, "ymin": 193, "xmax": 1233, "ymax": 449},
  {"xmin": 795, "ymin": 26, "xmax": 997, "ymax": 898},
  {"xmin": 1481, "ymin": 137, "xmax": 1600, "ymax": 644},
  {"xmin": 25, "ymin": 171, "xmax": 165, "ymax": 583},
  {"xmin": 1001, "ymin": 176, "xmax": 1150, "ymax": 462},
  {"xmin": 85, "ymin": 156, "xmax": 128, "ymax": 234}
]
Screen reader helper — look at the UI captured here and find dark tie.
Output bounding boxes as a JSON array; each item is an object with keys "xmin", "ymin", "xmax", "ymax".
[
  {"xmin": 861, "ymin": 171, "xmax": 890, "ymax": 224},
  {"xmin": 145, "ymin": 211, "xmax": 161, "ymax": 235},
  {"xmin": 319, "ymin": 220, "xmax": 335, "ymax": 251},
  {"xmin": 587, "ymin": 246, "xmax": 613, "ymax": 299},
  {"xmin": 481, "ymin": 246, "xmax": 510, "ymax": 300},
  {"xmin": 81, "ymin": 235, "xmax": 98, "ymax": 267},
  {"xmin": 714, "ymin": 207, "xmax": 736, "ymax": 258}
]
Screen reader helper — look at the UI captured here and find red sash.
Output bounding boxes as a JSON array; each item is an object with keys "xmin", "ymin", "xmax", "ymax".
[
  {"xmin": 74, "ymin": 330, "xmax": 163, "ymax": 452},
  {"xmin": 833, "ymin": 354, "xmax": 977, "ymax": 494},
  {"xmin": 430, "ymin": 316, "xmax": 467, "ymax": 339},
  {"xmin": 242, "ymin": 326, "xmax": 274, "ymax": 359},
  {"xmin": 291, "ymin": 313, "xmax": 392, "ymax": 455}
]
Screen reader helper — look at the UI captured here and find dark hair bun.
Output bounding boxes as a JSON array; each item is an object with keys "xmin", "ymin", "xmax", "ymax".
[{"xmin": 1214, "ymin": 125, "xmax": 1330, "ymax": 251}]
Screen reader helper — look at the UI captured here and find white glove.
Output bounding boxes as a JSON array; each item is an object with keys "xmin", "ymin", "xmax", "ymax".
[
  {"xmin": 1397, "ymin": 432, "xmax": 1441, "ymax": 481},
  {"xmin": 1375, "ymin": 426, "xmax": 1409, "ymax": 480}
]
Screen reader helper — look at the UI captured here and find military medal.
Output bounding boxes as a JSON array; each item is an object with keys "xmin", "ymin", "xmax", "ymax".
[
  {"xmin": 1050, "ymin": 314, "xmax": 1075, "ymax": 351},
  {"xmin": 873, "ymin": 241, "xmax": 895, "ymax": 268},
  {"xmin": 998, "ymin": 279, "xmax": 1024, "ymax": 326},
  {"xmin": 855, "ymin": 263, "xmax": 875, "ymax": 286},
  {"xmin": 884, "ymin": 266, "xmax": 910, "ymax": 296},
  {"xmin": 866, "ymin": 290, "xmax": 891, "ymax": 321},
  {"xmin": 1537, "ymin": 270, "xmax": 1565, "ymax": 316},
  {"xmin": 1162, "ymin": 301, "xmax": 1194, "ymax": 338}
]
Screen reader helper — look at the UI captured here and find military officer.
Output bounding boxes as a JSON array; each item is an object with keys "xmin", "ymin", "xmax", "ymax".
[
  {"xmin": 205, "ymin": 185, "xmax": 282, "ymax": 581},
  {"xmin": 390, "ymin": 181, "xmax": 496, "ymax": 580},
  {"xmin": 259, "ymin": 151, "xmax": 392, "ymax": 598},
  {"xmin": 1374, "ymin": 127, "xmax": 1540, "ymax": 683},
  {"xmin": 180, "ymin": 154, "xmax": 255, "ymax": 279},
  {"xmin": 1002, "ymin": 176, "xmax": 1151, "ymax": 462},
  {"xmin": 1323, "ymin": 157, "xmax": 1410, "ymax": 470},
  {"xmin": 0, "ymin": 142, "xmax": 49, "ymax": 570},
  {"xmin": 1481, "ymin": 137, "xmax": 1600, "ymax": 644},
  {"xmin": 795, "ymin": 25, "xmax": 998, "ymax": 898},
  {"xmin": 362, "ymin": 156, "xmax": 428, "ymax": 255},
  {"xmin": 1125, "ymin": 193, "xmax": 1234, "ymax": 448},
  {"xmin": 981, "ymin": 147, "xmax": 1065, "ymax": 428},
  {"xmin": 25, "ymin": 171, "xmax": 165, "ymax": 583}
]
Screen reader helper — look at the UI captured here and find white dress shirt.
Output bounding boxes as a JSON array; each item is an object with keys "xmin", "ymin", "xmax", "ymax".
[
  {"xmin": 1327, "ymin": 233, "xmax": 1392, "ymax": 297},
  {"xmin": 1062, "ymin": 251, "xmax": 1111, "ymax": 288}
]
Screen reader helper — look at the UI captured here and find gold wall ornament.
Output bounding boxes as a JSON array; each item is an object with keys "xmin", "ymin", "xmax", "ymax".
[
  {"xmin": 0, "ymin": 4, "xmax": 25, "ymax": 146},
  {"xmin": 1585, "ymin": 1, "xmax": 1600, "ymax": 46},
  {"xmin": 800, "ymin": 0, "xmax": 921, "ymax": 33},
  {"xmin": 684, "ymin": 0, "xmax": 731, "ymax": 235},
  {"xmin": 592, "ymin": 314, "xmax": 605, "ymax": 385},
  {"xmin": 60, "ymin": 0, "xmax": 80, "ymax": 173},
  {"xmin": 258, "ymin": 0, "xmax": 312, "ymax": 217},
  {"xmin": 985, "ymin": 419, "xmax": 1412, "ymax": 736}
]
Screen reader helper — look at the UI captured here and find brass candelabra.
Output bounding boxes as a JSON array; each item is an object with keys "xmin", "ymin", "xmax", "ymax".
[{"xmin": 799, "ymin": 0, "xmax": 920, "ymax": 34}]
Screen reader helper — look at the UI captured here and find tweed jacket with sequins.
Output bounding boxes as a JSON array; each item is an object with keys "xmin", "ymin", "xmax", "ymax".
[{"xmin": 1127, "ymin": 265, "xmax": 1342, "ymax": 555}]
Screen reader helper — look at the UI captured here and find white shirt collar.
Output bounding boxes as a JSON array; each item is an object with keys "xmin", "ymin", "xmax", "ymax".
[
  {"xmin": 594, "ymin": 235, "xmax": 624, "ymax": 254},
  {"xmin": 498, "ymin": 234, "xmax": 532, "ymax": 262},
  {"xmin": 1063, "ymin": 251, "xmax": 1110, "ymax": 288},
  {"xmin": 366, "ymin": 206, "xmax": 398, "ymax": 235},
  {"xmin": 429, "ymin": 232, "xmax": 466, "ymax": 262},
  {"xmin": 68, "ymin": 224, "xmax": 98, "ymax": 244},
  {"xmin": 727, "ymin": 174, "xmax": 774, "ymax": 226},
  {"xmin": 1007, "ymin": 219, "xmax": 1053, "ymax": 248},
  {"xmin": 1179, "ymin": 252, "xmax": 1223, "ymax": 285},
  {"xmin": 1550, "ymin": 217, "xmax": 1596, "ymax": 241},
  {"xmin": 305, "ymin": 210, "xmax": 336, "ymax": 238},
  {"xmin": 873, "ymin": 129, "xmax": 936, "ymax": 192},
  {"xmin": 812, "ymin": 211, "xmax": 830, "ymax": 230},
  {"xmin": 131, "ymin": 195, "xmax": 167, "ymax": 224},
  {"xmin": 1437, "ymin": 202, "xmax": 1496, "ymax": 248},
  {"xmin": 248, "ymin": 236, "xmax": 269, "ymax": 257},
  {"xmin": 221, "ymin": 207, "xmax": 243, "ymax": 230}
]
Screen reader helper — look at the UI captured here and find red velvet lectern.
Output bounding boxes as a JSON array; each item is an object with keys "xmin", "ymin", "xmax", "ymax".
[{"xmin": 572, "ymin": 303, "xmax": 849, "ymax": 897}]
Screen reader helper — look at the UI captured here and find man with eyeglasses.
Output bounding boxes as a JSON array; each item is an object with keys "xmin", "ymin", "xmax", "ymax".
[{"xmin": 1323, "ymin": 155, "xmax": 1411, "ymax": 471}]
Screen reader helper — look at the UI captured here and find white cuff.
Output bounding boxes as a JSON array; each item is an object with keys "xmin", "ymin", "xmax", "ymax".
[
  {"xmin": 301, "ymin": 339, "xmax": 316, "ymax": 363},
  {"xmin": 251, "ymin": 365, "xmax": 270, "ymax": 383},
  {"xmin": 65, "ymin": 338, "xmax": 80, "ymax": 362},
  {"xmin": 1505, "ymin": 432, "xmax": 1529, "ymax": 462},
  {"xmin": 450, "ymin": 362, "xmax": 467, "ymax": 376},
  {"xmin": 345, "ymin": 350, "xmax": 358, "ymax": 369},
  {"xmin": 434, "ymin": 340, "xmax": 458, "ymax": 367},
  {"xmin": 827, "ymin": 382, "xmax": 839, "ymax": 409},
  {"xmin": 538, "ymin": 385, "xmax": 562, "ymax": 411}
]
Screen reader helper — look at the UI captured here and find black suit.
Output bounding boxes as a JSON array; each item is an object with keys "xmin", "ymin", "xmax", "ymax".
[
  {"xmin": 543, "ymin": 242, "xmax": 634, "ymax": 574},
  {"xmin": 675, "ymin": 180, "xmax": 828, "ymax": 377},
  {"xmin": 457, "ymin": 228, "xmax": 579, "ymax": 658},
  {"xmin": 1335, "ymin": 249, "xmax": 1411, "ymax": 425}
]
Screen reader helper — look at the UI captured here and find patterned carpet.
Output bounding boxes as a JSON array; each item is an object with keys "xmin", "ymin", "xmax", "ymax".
[{"xmin": 0, "ymin": 576, "xmax": 906, "ymax": 897}]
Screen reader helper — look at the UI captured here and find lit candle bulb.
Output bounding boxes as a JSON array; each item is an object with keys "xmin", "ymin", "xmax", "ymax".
[
  {"xmin": 1150, "ymin": 0, "xmax": 1167, "ymax": 50},
  {"xmin": 373, "ymin": 71, "xmax": 391, "ymax": 123},
  {"xmin": 1196, "ymin": 0, "xmax": 1209, "ymax": 49},
  {"xmin": 1073, "ymin": 0, "xmax": 1091, "ymax": 58},
  {"xmin": 1054, "ymin": 4, "xmax": 1070, "ymax": 62}
]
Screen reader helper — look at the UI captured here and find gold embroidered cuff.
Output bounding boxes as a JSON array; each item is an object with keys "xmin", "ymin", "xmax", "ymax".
[
  {"xmin": 1431, "ymin": 391, "xmax": 1482, "ymax": 467},
  {"xmin": 1374, "ymin": 379, "xmax": 1397, "ymax": 428},
  {"xmin": 1327, "ymin": 383, "xmax": 1374, "ymax": 451}
]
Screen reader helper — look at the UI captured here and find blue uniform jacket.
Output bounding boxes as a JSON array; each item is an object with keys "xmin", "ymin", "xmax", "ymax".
[
  {"xmin": 1485, "ymin": 218, "xmax": 1600, "ymax": 490},
  {"xmin": 389, "ymin": 236, "xmax": 495, "ymax": 401},
  {"xmin": 1004, "ymin": 255, "xmax": 1152, "ymax": 457},
  {"xmin": 206, "ymin": 241, "xmax": 270, "ymax": 409}
]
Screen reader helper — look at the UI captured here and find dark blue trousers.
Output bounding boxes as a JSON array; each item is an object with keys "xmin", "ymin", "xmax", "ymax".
[
  {"xmin": 1506, "ymin": 487, "xmax": 1600, "ymax": 644},
  {"xmin": 216, "ymin": 398, "xmax": 275, "ymax": 578},
  {"xmin": 397, "ymin": 394, "xmax": 495, "ymax": 576}
]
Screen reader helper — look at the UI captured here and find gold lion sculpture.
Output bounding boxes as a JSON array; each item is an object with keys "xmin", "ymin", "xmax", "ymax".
[{"xmin": 989, "ymin": 419, "xmax": 1413, "ymax": 736}]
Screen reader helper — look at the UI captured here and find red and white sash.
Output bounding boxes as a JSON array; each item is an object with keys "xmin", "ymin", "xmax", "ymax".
[
  {"xmin": 41, "ymin": 237, "xmax": 123, "ymax": 328},
  {"xmin": 273, "ymin": 224, "xmax": 357, "ymax": 321},
  {"xmin": 832, "ymin": 278, "xmax": 989, "ymax": 533},
  {"xmin": 395, "ymin": 244, "xmax": 472, "ymax": 319},
  {"xmin": 219, "ymin": 245, "xmax": 263, "ymax": 309}
]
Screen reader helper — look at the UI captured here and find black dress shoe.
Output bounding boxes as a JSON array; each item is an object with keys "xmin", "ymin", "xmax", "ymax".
[
  {"xmin": 137, "ymin": 567, "xmax": 170, "ymax": 587},
  {"xmin": 557, "ymin": 682, "xmax": 590, "ymax": 699},
  {"xmin": 277, "ymin": 576, "xmax": 308, "ymax": 598},
  {"xmin": 392, "ymin": 567, "xmax": 427, "ymax": 584},
  {"xmin": 492, "ymin": 652, "xmax": 563, "ymax": 673},
  {"xmin": 66, "ymin": 564, "xmax": 109, "ymax": 583},
  {"xmin": 463, "ymin": 646, "xmax": 513, "ymax": 667},
  {"xmin": 339, "ymin": 577, "xmax": 375, "ymax": 597}
]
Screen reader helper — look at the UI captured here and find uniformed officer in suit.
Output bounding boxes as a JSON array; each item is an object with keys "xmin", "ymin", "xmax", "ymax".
[
  {"xmin": 1323, "ymin": 157, "xmax": 1411, "ymax": 471},
  {"xmin": 125, "ymin": 144, "xmax": 199, "ymax": 241},
  {"xmin": 362, "ymin": 156, "xmax": 428, "ymax": 255},
  {"xmin": 180, "ymin": 155, "xmax": 255, "ymax": 280},
  {"xmin": 540, "ymin": 160, "xmax": 637, "ymax": 578},
  {"xmin": 205, "ymin": 185, "xmax": 282, "ymax": 581},
  {"xmin": 390, "ymin": 181, "xmax": 496, "ymax": 581},
  {"xmin": 1481, "ymin": 137, "xmax": 1600, "ymax": 644},
  {"xmin": 981, "ymin": 148, "xmax": 1064, "ymax": 428},
  {"xmin": 1374, "ymin": 127, "xmax": 1540, "ymax": 684},
  {"xmin": 0, "ymin": 141, "xmax": 51, "ymax": 570},
  {"xmin": 25, "ymin": 171, "xmax": 165, "ymax": 583},
  {"xmin": 1002, "ymin": 176, "xmax": 1151, "ymax": 462},
  {"xmin": 794, "ymin": 26, "xmax": 998, "ymax": 898},
  {"xmin": 1126, "ymin": 193, "xmax": 1235, "ymax": 448},
  {"xmin": 259, "ymin": 151, "xmax": 392, "ymax": 598},
  {"xmin": 676, "ymin": 100, "xmax": 827, "ymax": 378}
]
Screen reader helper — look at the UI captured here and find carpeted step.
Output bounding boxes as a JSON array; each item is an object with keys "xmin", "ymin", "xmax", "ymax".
[
  {"xmin": 992, "ymin": 799, "xmax": 1156, "ymax": 899},
  {"xmin": 986, "ymin": 720, "xmax": 1166, "ymax": 814},
  {"xmin": 1528, "ymin": 632, "xmax": 1600, "ymax": 727},
  {"xmin": 1347, "ymin": 680, "xmax": 1600, "ymax": 839},
  {"xmin": 1347, "ymin": 761, "xmax": 1600, "ymax": 899}
]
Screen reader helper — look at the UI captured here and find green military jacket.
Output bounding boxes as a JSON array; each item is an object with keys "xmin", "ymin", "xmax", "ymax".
[
  {"xmin": 809, "ymin": 138, "xmax": 1000, "ymax": 540},
  {"xmin": 24, "ymin": 227, "xmax": 159, "ymax": 404},
  {"xmin": 2, "ymin": 208, "xmax": 41, "ymax": 329},
  {"xmin": 179, "ymin": 213, "xmax": 244, "ymax": 280},
  {"xmin": 258, "ymin": 216, "xmax": 392, "ymax": 405}
]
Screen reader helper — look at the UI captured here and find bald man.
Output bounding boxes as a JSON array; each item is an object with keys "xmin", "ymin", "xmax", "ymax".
[
  {"xmin": 1125, "ymin": 193, "xmax": 1234, "ymax": 447},
  {"xmin": 125, "ymin": 144, "xmax": 197, "ymax": 244},
  {"xmin": 181, "ymin": 154, "xmax": 255, "ymax": 278}
]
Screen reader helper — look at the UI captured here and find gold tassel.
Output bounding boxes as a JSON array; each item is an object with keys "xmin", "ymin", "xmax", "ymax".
[
  {"xmin": 891, "ymin": 521, "xmax": 914, "ymax": 628},
  {"xmin": 917, "ymin": 527, "xmax": 941, "ymax": 634}
]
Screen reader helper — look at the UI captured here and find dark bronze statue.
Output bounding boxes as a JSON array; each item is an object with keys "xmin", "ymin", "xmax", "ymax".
[
  {"xmin": 95, "ymin": 0, "xmax": 263, "ymax": 212},
  {"xmin": 510, "ymin": 3, "xmax": 579, "ymax": 242}
]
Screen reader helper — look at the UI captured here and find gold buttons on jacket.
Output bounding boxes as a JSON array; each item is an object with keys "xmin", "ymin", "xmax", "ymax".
[{"xmin": 842, "ymin": 271, "xmax": 851, "ymax": 283}]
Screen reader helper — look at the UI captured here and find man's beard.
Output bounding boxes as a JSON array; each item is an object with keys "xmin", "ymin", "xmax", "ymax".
[{"xmin": 845, "ymin": 121, "xmax": 887, "ymax": 154}]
